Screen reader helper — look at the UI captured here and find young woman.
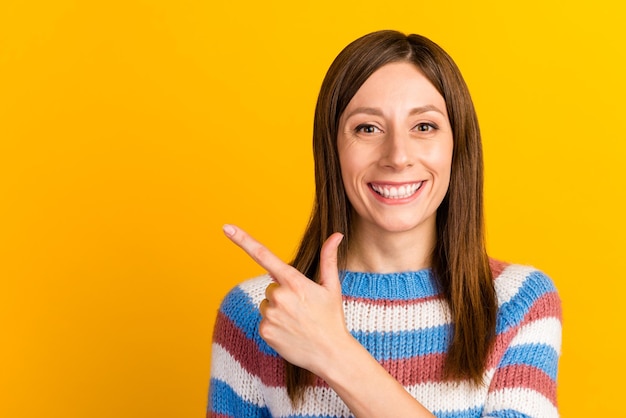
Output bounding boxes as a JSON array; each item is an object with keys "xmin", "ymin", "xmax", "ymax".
[{"xmin": 208, "ymin": 30, "xmax": 561, "ymax": 418}]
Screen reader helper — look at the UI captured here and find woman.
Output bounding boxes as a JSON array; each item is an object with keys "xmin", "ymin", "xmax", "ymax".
[{"xmin": 208, "ymin": 30, "xmax": 561, "ymax": 418}]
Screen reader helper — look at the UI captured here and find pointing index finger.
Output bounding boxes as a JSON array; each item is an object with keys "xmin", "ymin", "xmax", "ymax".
[{"xmin": 223, "ymin": 224, "xmax": 292, "ymax": 284}]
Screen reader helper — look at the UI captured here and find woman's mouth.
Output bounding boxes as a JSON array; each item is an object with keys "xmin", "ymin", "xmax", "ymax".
[{"xmin": 370, "ymin": 182, "xmax": 423, "ymax": 199}]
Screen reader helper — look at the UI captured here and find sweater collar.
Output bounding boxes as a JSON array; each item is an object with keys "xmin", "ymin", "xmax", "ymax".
[{"xmin": 339, "ymin": 269, "xmax": 439, "ymax": 300}]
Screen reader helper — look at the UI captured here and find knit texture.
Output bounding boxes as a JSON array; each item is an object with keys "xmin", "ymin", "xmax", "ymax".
[{"xmin": 208, "ymin": 259, "xmax": 562, "ymax": 417}]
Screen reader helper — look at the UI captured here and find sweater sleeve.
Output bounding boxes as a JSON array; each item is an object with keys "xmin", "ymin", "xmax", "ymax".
[
  {"xmin": 483, "ymin": 269, "xmax": 562, "ymax": 418},
  {"xmin": 207, "ymin": 281, "xmax": 273, "ymax": 418}
]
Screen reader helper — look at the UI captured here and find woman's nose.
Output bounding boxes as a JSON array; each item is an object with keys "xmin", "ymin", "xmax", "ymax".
[{"xmin": 380, "ymin": 129, "xmax": 414, "ymax": 170}]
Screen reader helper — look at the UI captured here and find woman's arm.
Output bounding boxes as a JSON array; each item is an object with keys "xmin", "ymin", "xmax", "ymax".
[
  {"xmin": 313, "ymin": 332, "xmax": 435, "ymax": 417},
  {"xmin": 482, "ymin": 270, "xmax": 562, "ymax": 418},
  {"xmin": 223, "ymin": 224, "xmax": 435, "ymax": 418},
  {"xmin": 208, "ymin": 282, "xmax": 272, "ymax": 417}
]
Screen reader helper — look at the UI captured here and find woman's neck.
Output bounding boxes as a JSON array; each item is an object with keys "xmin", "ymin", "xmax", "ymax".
[{"xmin": 345, "ymin": 221, "xmax": 436, "ymax": 273}]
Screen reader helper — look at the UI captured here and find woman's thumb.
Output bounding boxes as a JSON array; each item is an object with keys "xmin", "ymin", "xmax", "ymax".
[{"xmin": 318, "ymin": 232, "xmax": 344, "ymax": 291}]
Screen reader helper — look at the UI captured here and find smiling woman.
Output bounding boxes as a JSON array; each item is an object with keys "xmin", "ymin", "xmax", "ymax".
[
  {"xmin": 337, "ymin": 62, "xmax": 453, "ymax": 250},
  {"xmin": 207, "ymin": 30, "xmax": 561, "ymax": 418}
]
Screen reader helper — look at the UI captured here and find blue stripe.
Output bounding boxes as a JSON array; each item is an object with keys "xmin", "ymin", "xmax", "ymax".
[
  {"xmin": 352, "ymin": 324, "xmax": 451, "ymax": 360},
  {"xmin": 496, "ymin": 271, "xmax": 556, "ymax": 334},
  {"xmin": 433, "ymin": 406, "xmax": 483, "ymax": 417},
  {"xmin": 341, "ymin": 269, "xmax": 438, "ymax": 300},
  {"xmin": 483, "ymin": 409, "xmax": 533, "ymax": 418},
  {"xmin": 284, "ymin": 415, "xmax": 353, "ymax": 418},
  {"xmin": 219, "ymin": 287, "xmax": 277, "ymax": 356},
  {"xmin": 209, "ymin": 378, "xmax": 270, "ymax": 417},
  {"xmin": 499, "ymin": 343, "xmax": 559, "ymax": 380}
]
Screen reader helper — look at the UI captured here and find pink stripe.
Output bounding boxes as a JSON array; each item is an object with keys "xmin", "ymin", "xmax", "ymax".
[
  {"xmin": 487, "ymin": 326, "xmax": 519, "ymax": 368},
  {"xmin": 213, "ymin": 312, "xmax": 286, "ymax": 387},
  {"xmin": 215, "ymin": 312, "xmax": 447, "ymax": 387},
  {"xmin": 491, "ymin": 364, "xmax": 557, "ymax": 406},
  {"xmin": 312, "ymin": 353, "xmax": 448, "ymax": 388},
  {"xmin": 216, "ymin": 313, "xmax": 451, "ymax": 388},
  {"xmin": 487, "ymin": 292, "xmax": 561, "ymax": 369},
  {"xmin": 344, "ymin": 294, "xmax": 442, "ymax": 306},
  {"xmin": 521, "ymin": 292, "xmax": 562, "ymax": 327},
  {"xmin": 489, "ymin": 258, "xmax": 510, "ymax": 279},
  {"xmin": 380, "ymin": 353, "xmax": 447, "ymax": 385}
]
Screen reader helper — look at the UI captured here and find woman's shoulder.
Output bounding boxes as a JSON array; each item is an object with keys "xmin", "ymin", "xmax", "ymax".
[
  {"xmin": 489, "ymin": 258, "xmax": 561, "ymax": 330},
  {"xmin": 489, "ymin": 258, "xmax": 558, "ymax": 299},
  {"xmin": 216, "ymin": 274, "xmax": 273, "ymax": 333},
  {"xmin": 219, "ymin": 274, "xmax": 273, "ymax": 310}
]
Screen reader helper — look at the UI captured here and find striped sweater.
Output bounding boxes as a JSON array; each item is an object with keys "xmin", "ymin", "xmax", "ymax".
[{"xmin": 208, "ymin": 260, "xmax": 562, "ymax": 417}]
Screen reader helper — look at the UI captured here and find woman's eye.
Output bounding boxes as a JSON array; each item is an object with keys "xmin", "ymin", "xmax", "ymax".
[
  {"xmin": 355, "ymin": 124, "xmax": 381, "ymax": 134},
  {"xmin": 415, "ymin": 123, "xmax": 436, "ymax": 132}
]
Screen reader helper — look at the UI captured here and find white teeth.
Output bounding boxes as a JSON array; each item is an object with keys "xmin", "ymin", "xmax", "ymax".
[{"xmin": 371, "ymin": 182, "xmax": 422, "ymax": 199}]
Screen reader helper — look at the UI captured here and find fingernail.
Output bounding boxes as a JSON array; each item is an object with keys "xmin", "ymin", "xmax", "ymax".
[{"xmin": 223, "ymin": 224, "xmax": 236, "ymax": 237}]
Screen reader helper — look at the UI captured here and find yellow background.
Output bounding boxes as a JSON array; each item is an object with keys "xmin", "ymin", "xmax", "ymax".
[{"xmin": 1, "ymin": 0, "xmax": 624, "ymax": 417}]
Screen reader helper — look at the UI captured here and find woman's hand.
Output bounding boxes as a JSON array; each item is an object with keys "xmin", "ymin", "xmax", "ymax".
[
  {"xmin": 222, "ymin": 224, "xmax": 435, "ymax": 417},
  {"xmin": 222, "ymin": 224, "xmax": 348, "ymax": 375}
]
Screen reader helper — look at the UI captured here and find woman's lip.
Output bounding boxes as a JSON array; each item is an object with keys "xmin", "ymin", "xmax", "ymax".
[
  {"xmin": 369, "ymin": 181, "xmax": 422, "ymax": 186},
  {"xmin": 368, "ymin": 181, "xmax": 424, "ymax": 202}
]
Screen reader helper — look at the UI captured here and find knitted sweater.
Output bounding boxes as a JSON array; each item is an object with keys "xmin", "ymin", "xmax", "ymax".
[{"xmin": 208, "ymin": 259, "xmax": 562, "ymax": 417}]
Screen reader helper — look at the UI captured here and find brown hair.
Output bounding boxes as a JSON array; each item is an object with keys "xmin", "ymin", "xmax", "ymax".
[{"xmin": 288, "ymin": 30, "xmax": 496, "ymax": 404}]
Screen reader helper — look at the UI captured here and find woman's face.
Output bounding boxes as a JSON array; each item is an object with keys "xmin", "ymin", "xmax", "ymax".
[{"xmin": 337, "ymin": 61, "xmax": 453, "ymax": 237}]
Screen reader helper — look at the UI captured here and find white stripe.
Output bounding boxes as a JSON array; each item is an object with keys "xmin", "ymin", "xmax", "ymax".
[
  {"xmin": 238, "ymin": 274, "xmax": 273, "ymax": 304},
  {"xmin": 238, "ymin": 275, "xmax": 453, "ymax": 333},
  {"xmin": 510, "ymin": 317, "xmax": 562, "ymax": 354},
  {"xmin": 213, "ymin": 348, "xmax": 557, "ymax": 418},
  {"xmin": 213, "ymin": 341, "xmax": 498, "ymax": 417},
  {"xmin": 210, "ymin": 343, "xmax": 266, "ymax": 407},
  {"xmin": 344, "ymin": 298, "xmax": 451, "ymax": 332},
  {"xmin": 212, "ymin": 342, "xmax": 351, "ymax": 417},
  {"xmin": 484, "ymin": 388, "xmax": 558, "ymax": 418},
  {"xmin": 262, "ymin": 385, "xmax": 352, "ymax": 417},
  {"xmin": 494, "ymin": 264, "xmax": 537, "ymax": 306},
  {"xmin": 406, "ymin": 369, "xmax": 494, "ymax": 412}
]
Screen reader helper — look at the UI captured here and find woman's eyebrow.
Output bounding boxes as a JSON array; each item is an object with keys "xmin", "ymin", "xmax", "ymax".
[
  {"xmin": 344, "ymin": 107, "xmax": 384, "ymax": 119},
  {"xmin": 345, "ymin": 105, "xmax": 446, "ymax": 120},
  {"xmin": 408, "ymin": 105, "xmax": 446, "ymax": 116}
]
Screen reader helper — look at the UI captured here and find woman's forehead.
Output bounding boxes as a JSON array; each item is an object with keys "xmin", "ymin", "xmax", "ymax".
[{"xmin": 341, "ymin": 62, "xmax": 447, "ymax": 119}]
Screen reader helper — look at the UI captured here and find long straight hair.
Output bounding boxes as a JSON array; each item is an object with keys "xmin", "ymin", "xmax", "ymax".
[{"xmin": 288, "ymin": 30, "xmax": 497, "ymax": 404}]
